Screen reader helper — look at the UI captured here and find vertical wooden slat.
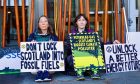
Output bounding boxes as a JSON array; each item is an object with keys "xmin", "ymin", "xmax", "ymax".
[
  {"xmin": 114, "ymin": 0, "xmax": 119, "ymax": 41},
  {"xmin": 59, "ymin": 0, "xmax": 62, "ymax": 40},
  {"xmin": 95, "ymin": 0, "xmax": 99, "ymax": 32},
  {"xmin": 68, "ymin": 0, "xmax": 72, "ymax": 33},
  {"xmin": 86, "ymin": 0, "xmax": 90, "ymax": 29},
  {"xmin": 79, "ymin": 0, "xmax": 83, "ymax": 14},
  {"xmin": 63, "ymin": 0, "xmax": 67, "ymax": 41},
  {"xmin": 14, "ymin": 0, "xmax": 21, "ymax": 46},
  {"xmin": 44, "ymin": 0, "xmax": 47, "ymax": 16},
  {"xmin": 107, "ymin": 14, "xmax": 110, "ymax": 41},
  {"xmin": 54, "ymin": 0, "xmax": 58, "ymax": 36},
  {"xmin": 103, "ymin": 0, "xmax": 108, "ymax": 43},
  {"xmin": 121, "ymin": 2, "xmax": 125, "ymax": 43},
  {"xmin": 22, "ymin": 0, "xmax": 26, "ymax": 41},
  {"xmin": 2, "ymin": 0, "xmax": 7, "ymax": 48},
  {"xmin": 29, "ymin": 0, "xmax": 34, "ymax": 34}
]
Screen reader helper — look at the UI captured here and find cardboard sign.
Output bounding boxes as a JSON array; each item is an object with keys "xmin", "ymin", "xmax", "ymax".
[
  {"xmin": 0, "ymin": 53, "xmax": 21, "ymax": 74},
  {"xmin": 104, "ymin": 44, "xmax": 140, "ymax": 73},
  {"xmin": 20, "ymin": 41, "xmax": 64, "ymax": 72},
  {"xmin": 69, "ymin": 32, "xmax": 104, "ymax": 71},
  {"xmin": 127, "ymin": 32, "xmax": 140, "ymax": 64}
]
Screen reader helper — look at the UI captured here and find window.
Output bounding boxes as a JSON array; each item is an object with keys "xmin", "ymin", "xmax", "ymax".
[
  {"xmin": 1, "ymin": 0, "xmax": 29, "ymax": 6},
  {"xmin": 136, "ymin": 0, "xmax": 138, "ymax": 9},
  {"xmin": 136, "ymin": 17, "xmax": 139, "ymax": 31}
]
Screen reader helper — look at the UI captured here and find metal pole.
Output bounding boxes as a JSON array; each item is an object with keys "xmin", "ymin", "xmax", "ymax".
[{"xmin": 122, "ymin": 0, "xmax": 129, "ymax": 43}]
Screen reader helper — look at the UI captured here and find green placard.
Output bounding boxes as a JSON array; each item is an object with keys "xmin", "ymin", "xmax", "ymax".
[{"xmin": 69, "ymin": 32, "xmax": 105, "ymax": 71}]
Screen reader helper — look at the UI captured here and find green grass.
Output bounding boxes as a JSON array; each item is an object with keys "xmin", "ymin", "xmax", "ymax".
[{"xmin": 0, "ymin": 71, "xmax": 20, "ymax": 75}]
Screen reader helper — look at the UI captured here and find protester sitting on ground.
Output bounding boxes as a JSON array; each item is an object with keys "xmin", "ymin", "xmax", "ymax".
[
  {"xmin": 64, "ymin": 14, "xmax": 120, "ymax": 81},
  {"xmin": 28, "ymin": 15, "xmax": 58, "ymax": 82}
]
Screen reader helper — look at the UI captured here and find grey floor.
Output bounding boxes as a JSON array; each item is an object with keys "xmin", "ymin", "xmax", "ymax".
[
  {"xmin": 0, "ymin": 71, "xmax": 140, "ymax": 84},
  {"xmin": 1, "ymin": 42, "xmax": 140, "ymax": 84}
]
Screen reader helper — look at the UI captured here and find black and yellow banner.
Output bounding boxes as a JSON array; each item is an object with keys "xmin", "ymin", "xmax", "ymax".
[{"xmin": 69, "ymin": 32, "xmax": 105, "ymax": 70}]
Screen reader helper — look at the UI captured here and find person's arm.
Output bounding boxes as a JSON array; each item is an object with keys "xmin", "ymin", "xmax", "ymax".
[
  {"xmin": 64, "ymin": 34, "xmax": 72, "ymax": 56},
  {"xmin": 27, "ymin": 33, "xmax": 35, "ymax": 42},
  {"xmin": 113, "ymin": 40, "xmax": 120, "ymax": 44},
  {"xmin": 100, "ymin": 36, "xmax": 120, "ymax": 45},
  {"xmin": 53, "ymin": 34, "xmax": 58, "ymax": 41}
]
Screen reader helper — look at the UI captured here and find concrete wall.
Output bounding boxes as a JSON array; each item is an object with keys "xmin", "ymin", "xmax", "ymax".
[
  {"xmin": 127, "ymin": 0, "xmax": 138, "ymax": 32},
  {"xmin": 138, "ymin": 0, "xmax": 140, "ymax": 31}
]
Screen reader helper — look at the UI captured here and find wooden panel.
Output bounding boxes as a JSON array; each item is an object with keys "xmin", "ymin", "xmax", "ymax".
[
  {"xmin": 79, "ymin": 0, "xmax": 83, "ymax": 14},
  {"xmin": 86, "ymin": 0, "xmax": 90, "ymax": 29},
  {"xmin": 14, "ymin": 0, "xmax": 21, "ymax": 46},
  {"xmin": 29, "ymin": 0, "xmax": 34, "ymax": 34},
  {"xmin": 114, "ymin": 0, "xmax": 120, "ymax": 41},
  {"xmin": 44, "ymin": 0, "xmax": 47, "ymax": 16},
  {"xmin": 22, "ymin": 0, "xmax": 26, "ymax": 41},
  {"xmin": 68, "ymin": 0, "xmax": 72, "ymax": 33},
  {"xmin": 95, "ymin": 0, "xmax": 99, "ymax": 32},
  {"xmin": 121, "ymin": 1, "xmax": 125, "ymax": 43},
  {"xmin": 63, "ymin": 0, "xmax": 67, "ymax": 41},
  {"xmin": 103, "ymin": 0, "xmax": 108, "ymax": 43},
  {"xmin": 2, "ymin": 0, "xmax": 6, "ymax": 48},
  {"xmin": 59, "ymin": 0, "xmax": 62, "ymax": 40},
  {"xmin": 54, "ymin": 0, "xmax": 58, "ymax": 36}
]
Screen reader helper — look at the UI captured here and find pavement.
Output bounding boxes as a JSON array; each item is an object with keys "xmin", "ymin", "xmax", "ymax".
[
  {"xmin": 1, "ymin": 43, "xmax": 140, "ymax": 84},
  {"xmin": 0, "ymin": 71, "xmax": 140, "ymax": 84}
]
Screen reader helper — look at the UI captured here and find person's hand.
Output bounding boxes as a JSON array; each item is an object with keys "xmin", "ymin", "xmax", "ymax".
[{"xmin": 113, "ymin": 40, "xmax": 120, "ymax": 44}]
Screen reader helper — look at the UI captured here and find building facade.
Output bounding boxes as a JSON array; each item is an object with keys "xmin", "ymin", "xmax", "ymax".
[{"xmin": 0, "ymin": 0, "xmax": 139, "ymax": 47}]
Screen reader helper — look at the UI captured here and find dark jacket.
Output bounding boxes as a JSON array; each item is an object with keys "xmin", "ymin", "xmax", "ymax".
[
  {"xmin": 64, "ymin": 28, "xmax": 96, "ymax": 74},
  {"xmin": 64, "ymin": 28, "xmax": 98, "ymax": 56},
  {"xmin": 27, "ymin": 32, "xmax": 58, "ymax": 42}
]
